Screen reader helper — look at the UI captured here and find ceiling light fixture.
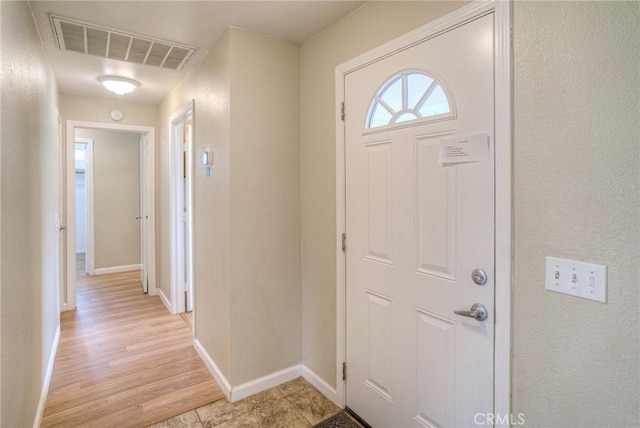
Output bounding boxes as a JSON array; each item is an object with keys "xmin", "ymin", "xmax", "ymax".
[{"xmin": 98, "ymin": 76, "xmax": 140, "ymax": 96}]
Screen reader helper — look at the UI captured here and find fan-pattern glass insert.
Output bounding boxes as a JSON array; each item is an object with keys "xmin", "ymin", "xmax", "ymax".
[{"xmin": 367, "ymin": 72, "xmax": 452, "ymax": 129}]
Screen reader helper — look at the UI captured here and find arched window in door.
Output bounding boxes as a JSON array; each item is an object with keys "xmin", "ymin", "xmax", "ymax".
[{"xmin": 366, "ymin": 70, "xmax": 454, "ymax": 129}]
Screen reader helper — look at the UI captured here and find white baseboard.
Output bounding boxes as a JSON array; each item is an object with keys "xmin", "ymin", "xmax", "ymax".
[
  {"xmin": 192, "ymin": 341, "xmax": 339, "ymax": 407},
  {"xmin": 158, "ymin": 289, "xmax": 172, "ymax": 313},
  {"xmin": 194, "ymin": 338, "xmax": 232, "ymax": 401},
  {"xmin": 94, "ymin": 264, "xmax": 141, "ymax": 275},
  {"xmin": 302, "ymin": 365, "xmax": 339, "ymax": 407},
  {"xmin": 33, "ymin": 324, "xmax": 60, "ymax": 428},
  {"xmin": 232, "ymin": 364, "xmax": 301, "ymax": 402}
]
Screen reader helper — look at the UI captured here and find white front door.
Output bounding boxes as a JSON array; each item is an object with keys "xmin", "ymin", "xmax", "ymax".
[{"xmin": 345, "ymin": 14, "xmax": 495, "ymax": 427}]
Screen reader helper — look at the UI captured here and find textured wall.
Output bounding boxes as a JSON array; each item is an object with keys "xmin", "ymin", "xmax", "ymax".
[
  {"xmin": 228, "ymin": 28, "xmax": 301, "ymax": 384},
  {"xmin": 158, "ymin": 28, "xmax": 301, "ymax": 386},
  {"xmin": 76, "ymin": 128, "xmax": 141, "ymax": 270},
  {"xmin": 299, "ymin": 0, "xmax": 468, "ymax": 388},
  {"xmin": 0, "ymin": 1, "xmax": 60, "ymax": 426},
  {"xmin": 158, "ymin": 31, "xmax": 233, "ymax": 379},
  {"xmin": 513, "ymin": 1, "xmax": 640, "ymax": 426},
  {"xmin": 59, "ymin": 94, "xmax": 158, "ymax": 128}
]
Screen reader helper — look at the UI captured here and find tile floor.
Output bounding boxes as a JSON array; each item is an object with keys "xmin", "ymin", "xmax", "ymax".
[{"xmin": 150, "ymin": 377, "xmax": 342, "ymax": 428}]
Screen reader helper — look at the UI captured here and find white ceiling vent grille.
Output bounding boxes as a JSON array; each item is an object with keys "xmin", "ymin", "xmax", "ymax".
[{"xmin": 50, "ymin": 15, "xmax": 197, "ymax": 71}]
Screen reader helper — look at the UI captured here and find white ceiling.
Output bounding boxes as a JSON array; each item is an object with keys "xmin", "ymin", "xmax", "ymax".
[{"xmin": 29, "ymin": 1, "xmax": 366, "ymax": 105}]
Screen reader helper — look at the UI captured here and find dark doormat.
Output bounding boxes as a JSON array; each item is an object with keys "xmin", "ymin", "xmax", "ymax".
[{"xmin": 314, "ymin": 411, "xmax": 363, "ymax": 428}]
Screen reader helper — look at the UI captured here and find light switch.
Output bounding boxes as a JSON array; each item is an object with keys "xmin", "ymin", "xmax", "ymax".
[{"xmin": 545, "ymin": 257, "xmax": 607, "ymax": 303}]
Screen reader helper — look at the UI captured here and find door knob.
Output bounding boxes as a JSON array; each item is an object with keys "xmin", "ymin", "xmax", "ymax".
[
  {"xmin": 58, "ymin": 225, "xmax": 66, "ymax": 231},
  {"xmin": 135, "ymin": 216, "xmax": 142, "ymax": 220},
  {"xmin": 454, "ymin": 303, "xmax": 488, "ymax": 321}
]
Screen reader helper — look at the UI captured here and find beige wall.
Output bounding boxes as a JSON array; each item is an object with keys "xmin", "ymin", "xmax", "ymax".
[
  {"xmin": 158, "ymin": 28, "xmax": 300, "ymax": 386},
  {"xmin": 513, "ymin": 2, "xmax": 640, "ymax": 426},
  {"xmin": 76, "ymin": 128, "xmax": 141, "ymax": 269},
  {"xmin": 0, "ymin": 1, "xmax": 61, "ymax": 426},
  {"xmin": 159, "ymin": 30, "xmax": 233, "ymax": 377},
  {"xmin": 59, "ymin": 94, "xmax": 158, "ymax": 128},
  {"xmin": 299, "ymin": 0, "xmax": 468, "ymax": 388},
  {"xmin": 228, "ymin": 28, "xmax": 301, "ymax": 384}
]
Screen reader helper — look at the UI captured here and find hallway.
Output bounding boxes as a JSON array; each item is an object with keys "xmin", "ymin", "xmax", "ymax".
[
  {"xmin": 2, "ymin": 1, "xmax": 639, "ymax": 427},
  {"xmin": 42, "ymin": 270, "xmax": 224, "ymax": 427}
]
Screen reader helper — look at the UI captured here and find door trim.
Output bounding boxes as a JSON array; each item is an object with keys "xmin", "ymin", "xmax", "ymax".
[
  {"xmin": 64, "ymin": 120, "xmax": 157, "ymax": 311},
  {"xmin": 169, "ymin": 101, "xmax": 195, "ymax": 315},
  {"xmin": 334, "ymin": 0, "xmax": 512, "ymax": 421}
]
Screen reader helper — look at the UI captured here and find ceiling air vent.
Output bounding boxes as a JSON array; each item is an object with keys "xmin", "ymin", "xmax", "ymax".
[{"xmin": 50, "ymin": 15, "xmax": 197, "ymax": 71}]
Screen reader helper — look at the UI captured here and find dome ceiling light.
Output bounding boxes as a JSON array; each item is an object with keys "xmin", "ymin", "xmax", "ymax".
[{"xmin": 98, "ymin": 76, "xmax": 140, "ymax": 96}]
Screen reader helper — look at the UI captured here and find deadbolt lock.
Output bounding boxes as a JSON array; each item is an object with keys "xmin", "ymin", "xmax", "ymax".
[{"xmin": 471, "ymin": 268, "xmax": 488, "ymax": 285}]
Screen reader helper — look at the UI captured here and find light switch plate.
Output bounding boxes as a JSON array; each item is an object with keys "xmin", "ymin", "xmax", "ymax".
[{"xmin": 545, "ymin": 257, "xmax": 607, "ymax": 303}]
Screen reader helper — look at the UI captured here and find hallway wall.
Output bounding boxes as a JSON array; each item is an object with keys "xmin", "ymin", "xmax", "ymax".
[
  {"xmin": 228, "ymin": 28, "xmax": 301, "ymax": 384},
  {"xmin": 0, "ymin": 1, "xmax": 61, "ymax": 426},
  {"xmin": 59, "ymin": 94, "xmax": 158, "ymax": 127},
  {"xmin": 158, "ymin": 27, "xmax": 301, "ymax": 387},
  {"xmin": 159, "ymin": 30, "xmax": 233, "ymax": 379}
]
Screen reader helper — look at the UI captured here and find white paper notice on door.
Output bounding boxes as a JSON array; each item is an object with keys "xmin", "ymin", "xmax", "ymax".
[{"xmin": 439, "ymin": 134, "xmax": 489, "ymax": 164}]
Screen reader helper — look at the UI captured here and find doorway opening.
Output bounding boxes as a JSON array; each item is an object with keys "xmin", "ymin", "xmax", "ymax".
[
  {"xmin": 74, "ymin": 139, "xmax": 91, "ymax": 276},
  {"xmin": 63, "ymin": 120, "xmax": 156, "ymax": 311},
  {"xmin": 169, "ymin": 103, "xmax": 194, "ymax": 315}
]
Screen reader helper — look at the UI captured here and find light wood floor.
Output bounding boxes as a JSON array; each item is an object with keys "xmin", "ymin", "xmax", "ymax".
[{"xmin": 42, "ymin": 268, "xmax": 224, "ymax": 428}]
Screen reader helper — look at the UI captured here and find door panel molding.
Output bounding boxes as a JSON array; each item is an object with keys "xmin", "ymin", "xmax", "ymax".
[{"xmin": 335, "ymin": 0, "xmax": 512, "ymax": 422}]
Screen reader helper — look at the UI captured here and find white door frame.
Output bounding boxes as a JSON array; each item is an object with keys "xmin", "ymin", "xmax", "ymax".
[
  {"xmin": 169, "ymin": 102, "xmax": 195, "ymax": 315},
  {"xmin": 335, "ymin": 0, "xmax": 512, "ymax": 421},
  {"xmin": 75, "ymin": 138, "xmax": 94, "ymax": 275},
  {"xmin": 64, "ymin": 120, "xmax": 157, "ymax": 311}
]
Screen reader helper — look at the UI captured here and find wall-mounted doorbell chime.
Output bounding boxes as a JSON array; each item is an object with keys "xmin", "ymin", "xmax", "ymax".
[{"xmin": 201, "ymin": 148, "xmax": 212, "ymax": 177}]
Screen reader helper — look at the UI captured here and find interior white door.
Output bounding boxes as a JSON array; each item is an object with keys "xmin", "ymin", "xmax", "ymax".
[
  {"xmin": 180, "ymin": 127, "xmax": 188, "ymax": 310},
  {"xmin": 140, "ymin": 134, "xmax": 149, "ymax": 293},
  {"xmin": 170, "ymin": 109, "xmax": 194, "ymax": 314},
  {"xmin": 56, "ymin": 114, "xmax": 67, "ymax": 311},
  {"xmin": 344, "ymin": 14, "xmax": 495, "ymax": 427}
]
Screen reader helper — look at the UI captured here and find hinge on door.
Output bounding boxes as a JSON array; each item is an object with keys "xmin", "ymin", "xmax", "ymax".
[
  {"xmin": 342, "ymin": 233, "xmax": 347, "ymax": 252},
  {"xmin": 342, "ymin": 362, "xmax": 347, "ymax": 381},
  {"xmin": 341, "ymin": 101, "xmax": 345, "ymax": 121}
]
